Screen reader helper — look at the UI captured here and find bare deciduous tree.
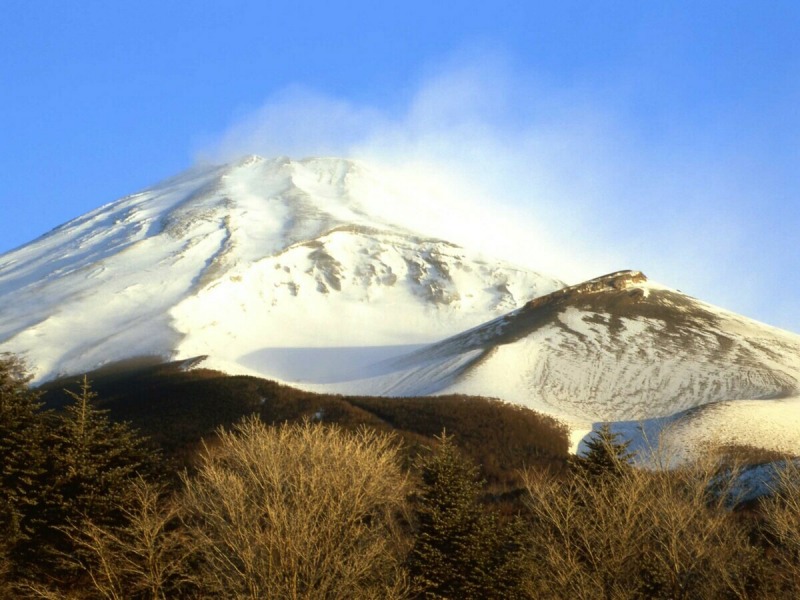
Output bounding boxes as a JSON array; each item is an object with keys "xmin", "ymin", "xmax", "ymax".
[
  {"xmin": 522, "ymin": 451, "xmax": 762, "ymax": 600},
  {"xmin": 181, "ymin": 417, "xmax": 411, "ymax": 600},
  {"xmin": 55, "ymin": 476, "xmax": 195, "ymax": 600},
  {"xmin": 521, "ymin": 466, "xmax": 651, "ymax": 600},
  {"xmin": 760, "ymin": 459, "xmax": 800, "ymax": 596}
]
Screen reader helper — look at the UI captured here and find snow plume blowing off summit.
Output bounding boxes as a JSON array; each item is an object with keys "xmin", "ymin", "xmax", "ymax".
[
  {"xmin": 198, "ymin": 53, "xmax": 799, "ymax": 334},
  {"xmin": 199, "ymin": 58, "xmax": 626, "ymax": 288}
]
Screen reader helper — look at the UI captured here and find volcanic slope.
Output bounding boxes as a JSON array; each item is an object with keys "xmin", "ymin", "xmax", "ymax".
[
  {"xmin": 0, "ymin": 156, "xmax": 563, "ymax": 383},
  {"xmin": 321, "ymin": 271, "xmax": 800, "ymax": 457}
]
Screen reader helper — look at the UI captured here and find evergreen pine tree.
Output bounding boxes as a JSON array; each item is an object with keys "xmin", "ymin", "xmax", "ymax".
[
  {"xmin": 37, "ymin": 376, "xmax": 158, "ymax": 577},
  {"xmin": 407, "ymin": 432, "xmax": 525, "ymax": 599},
  {"xmin": 575, "ymin": 423, "xmax": 634, "ymax": 478},
  {"xmin": 0, "ymin": 353, "xmax": 48, "ymax": 576}
]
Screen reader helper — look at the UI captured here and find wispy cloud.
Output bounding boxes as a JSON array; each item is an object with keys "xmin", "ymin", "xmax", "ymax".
[
  {"xmin": 197, "ymin": 51, "xmax": 786, "ymax": 327},
  {"xmin": 206, "ymin": 86, "xmax": 388, "ymax": 160}
]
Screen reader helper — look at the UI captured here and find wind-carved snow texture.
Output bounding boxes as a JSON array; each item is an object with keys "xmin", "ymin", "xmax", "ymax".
[
  {"xmin": 0, "ymin": 155, "xmax": 563, "ymax": 383},
  {"xmin": 328, "ymin": 271, "xmax": 800, "ymax": 459}
]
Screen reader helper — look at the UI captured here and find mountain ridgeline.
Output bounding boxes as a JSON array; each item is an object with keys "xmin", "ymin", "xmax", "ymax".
[
  {"xmin": 0, "ymin": 156, "xmax": 562, "ymax": 384},
  {"xmin": 1, "ymin": 155, "xmax": 799, "ymax": 459}
]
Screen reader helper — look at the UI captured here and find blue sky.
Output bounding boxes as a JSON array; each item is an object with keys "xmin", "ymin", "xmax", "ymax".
[{"xmin": 1, "ymin": 1, "xmax": 799, "ymax": 331}]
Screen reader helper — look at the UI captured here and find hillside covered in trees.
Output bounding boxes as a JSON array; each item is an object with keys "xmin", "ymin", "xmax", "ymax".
[{"xmin": 2, "ymin": 352, "xmax": 800, "ymax": 599}]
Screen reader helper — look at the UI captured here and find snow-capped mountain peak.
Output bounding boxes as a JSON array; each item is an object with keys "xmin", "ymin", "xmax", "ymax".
[
  {"xmin": 5, "ymin": 156, "xmax": 800, "ymax": 461},
  {"xmin": 0, "ymin": 156, "xmax": 563, "ymax": 383}
]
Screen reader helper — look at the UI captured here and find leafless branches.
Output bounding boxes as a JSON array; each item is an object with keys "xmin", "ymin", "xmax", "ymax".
[
  {"xmin": 181, "ymin": 417, "xmax": 411, "ymax": 599},
  {"xmin": 522, "ymin": 452, "xmax": 761, "ymax": 599}
]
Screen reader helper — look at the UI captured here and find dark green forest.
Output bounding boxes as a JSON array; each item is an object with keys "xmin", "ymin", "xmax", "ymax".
[{"xmin": 2, "ymin": 352, "xmax": 800, "ymax": 599}]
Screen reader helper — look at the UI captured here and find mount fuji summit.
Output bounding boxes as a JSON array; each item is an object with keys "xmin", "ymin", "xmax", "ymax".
[
  {"xmin": 0, "ymin": 156, "xmax": 563, "ymax": 385},
  {"xmin": 2, "ymin": 155, "xmax": 799, "ymax": 458}
]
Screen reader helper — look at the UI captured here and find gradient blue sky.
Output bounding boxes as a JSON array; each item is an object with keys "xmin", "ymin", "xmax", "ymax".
[{"xmin": 1, "ymin": 1, "xmax": 799, "ymax": 331}]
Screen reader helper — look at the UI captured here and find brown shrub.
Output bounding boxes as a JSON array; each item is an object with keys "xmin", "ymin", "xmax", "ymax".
[
  {"xmin": 52, "ymin": 477, "xmax": 194, "ymax": 600},
  {"xmin": 521, "ymin": 454, "xmax": 764, "ymax": 600},
  {"xmin": 39, "ymin": 363, "xmax": 569, "ymax": 485},
  {"xmin": 349, "ymin": 394, "xmax": 569, "ymax": 487},
  {"xmin": 759, "ymin": 460, "xmax": 800, "ymax": 596},
  {"xmin": 181, "ymin": 417, "xmax": 411, "ymax": 600},
  {"xmin": 708, "ymin": 443, "xmax": 797, "ymax": 468}
]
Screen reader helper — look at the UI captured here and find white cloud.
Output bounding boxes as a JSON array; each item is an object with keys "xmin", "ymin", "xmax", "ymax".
[
  {"xmin": 197, "ymin": 52, "xmax": 788, "ymax": 328},
  {"xmin": 204, "ymin": 85, "xmax": 388, "ymax": 160}
]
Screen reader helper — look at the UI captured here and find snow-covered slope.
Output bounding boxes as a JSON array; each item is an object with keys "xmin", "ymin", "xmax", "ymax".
[
  {"xmin": 3, "ymin": 155, "xmax": 799, "ymax": 460},
  {"xmin": 319, "ymin": 270, "xmax": 800, "ymax": 458},
  {"xmin": 0, "ymin": 156, "xmax": 563, "ymax": 383}
]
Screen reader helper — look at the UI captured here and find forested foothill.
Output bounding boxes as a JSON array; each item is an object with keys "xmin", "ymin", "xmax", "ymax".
[{"xmin": 2, "ymin": 352, "xmax": 800, "ymax": 599}]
